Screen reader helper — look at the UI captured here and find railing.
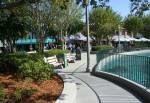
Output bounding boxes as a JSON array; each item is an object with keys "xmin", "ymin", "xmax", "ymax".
[{"xmin": 96, "ymin": 48, "xmax": 150, "ymax": 88}]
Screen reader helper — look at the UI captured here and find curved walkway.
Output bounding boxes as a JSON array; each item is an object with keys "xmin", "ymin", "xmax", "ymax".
[{"xmin": 57, "ymin": 53, "xmax": 144, "ymax": 103}]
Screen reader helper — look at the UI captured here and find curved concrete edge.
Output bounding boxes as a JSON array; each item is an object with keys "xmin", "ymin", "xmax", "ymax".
[
  {"xmin": 120, "ymin": 49, "xmax": 150, "ymax": 55},
  {"xmin": 56, "ymin": 82, "xmax": 77, "ymax": 103},
  {"xmin": 91, "ymin": 69, "xmax": 150, "ymax": 103}
]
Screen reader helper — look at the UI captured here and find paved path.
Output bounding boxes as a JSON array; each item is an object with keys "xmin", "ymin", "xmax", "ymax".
[{"xmin": 57, "ymin": 53, "xmax": 144, "ymax": 103}]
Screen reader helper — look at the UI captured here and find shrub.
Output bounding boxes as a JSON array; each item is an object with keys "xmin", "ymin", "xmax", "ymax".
[
  {"xmin": 18, "ymin": 60, "xmax": 54, "ymax": 81},
  {"xmin": 47, "ymin": 49, "xmax": 69, "ymax": 56},
  {"xmin": 27, "ymin": 52, "xmax": 45, "ymax": 61},
  {"xmin": 14, "ymin": 88, "xmax": 37, "ymax": 102},
  {"xmin": 14, "ymin": 88, "xmax": 22, "ymax": 101},
  {"xmin": 0, "ymin": 85, "xmax": 5, "ymax": 101},
  {"xmin": 0, "ymin": 53, "xmax": 29, "ymax": 73},
  {"xmin": 0, "ymin": 84, "xmax": 8, "ymax": 103},
  {"xmin": 0, "ymin": 52, "xmax": 54, "ymax": 81},
  {"xmin": 92, "ymin": 45, "xmax": 113, "ymax": 51}
]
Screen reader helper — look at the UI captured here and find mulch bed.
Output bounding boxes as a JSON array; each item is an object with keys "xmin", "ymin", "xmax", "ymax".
[{"xmin": 0, "ymin": 74, "xmax": 64, "ymax": 103}]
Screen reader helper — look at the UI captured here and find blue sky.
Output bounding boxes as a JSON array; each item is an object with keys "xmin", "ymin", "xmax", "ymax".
[{"xmin": 109, "ymin": 0, "xmax": 130, "ymax": 18}]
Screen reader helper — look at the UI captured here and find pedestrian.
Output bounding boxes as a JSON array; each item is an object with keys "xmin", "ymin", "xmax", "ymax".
[{"xmin": 72, "ymin": 44, "xmax": 75, "ymax": 53}]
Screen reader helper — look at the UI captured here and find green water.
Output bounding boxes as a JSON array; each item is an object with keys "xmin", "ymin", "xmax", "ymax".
[{"xmin": 97, "ymin": 52, "xmax": 150, "ymax": 88}]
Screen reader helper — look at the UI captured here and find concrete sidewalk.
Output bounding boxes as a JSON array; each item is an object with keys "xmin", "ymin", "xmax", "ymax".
[
  {"xmin": 59, "ymin": 73, "xmax": 100, "ymax": 103},
  {"xmin": 56, "ymin": 53, "xmax": 144, "ymax": 103}
]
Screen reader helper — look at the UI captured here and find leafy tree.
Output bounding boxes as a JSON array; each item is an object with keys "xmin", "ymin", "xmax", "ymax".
[
  {"xmin": 28, "ymin": 0, "xmax": 83, "ymax": 51},
  {"xmin": 76, "ymin": 0, "xmax": 109, "ymax": 8},
  {"xmin": 28, "ymin": 0, "xmax": 52, "ymax": 52},
  {"xmin": 0, "ymin": 6, "xmax": 29, "ymax": 52},
  {"xmin": 68, "ymin": 20, "xmax": 84, "ymax": 34},
  {"xmin": 89, "ymin": 8, "xmax": 122, "ymax": 44},
  {"xmin": 130, "ymin": 0, "xmax": 150, "ymax": 16},
  {"xmin": 47, "ymin": 0, "xmax": 83, "ymax": 50},
  {"xmin": 141, "ymin": 15, "xmax": 150, "ymax": 38},
  {"xmin": 0, "ymin": 0, "xmax": 68, "ymax": 9},
  {"xmin": 123, "ymin": 16, "xmax": 143, "ymax": 36}
]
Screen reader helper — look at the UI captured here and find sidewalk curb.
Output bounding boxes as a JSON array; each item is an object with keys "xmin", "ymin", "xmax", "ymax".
[
  {"xmin": 56, "ymin": 73, "xmax": 77, "ymax": 103},
  {"xmin": 56, "ymin": 82, "xmax": 77, "ymax": 103}
]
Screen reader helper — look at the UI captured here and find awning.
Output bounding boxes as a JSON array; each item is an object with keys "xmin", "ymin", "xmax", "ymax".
[
  {"xmin": 45, "ymin": 38, "xmax": 56, "ymax": 43},
  {"xmin": 15, "ymin": 38, "xmax": 56, "ymax": 45}
]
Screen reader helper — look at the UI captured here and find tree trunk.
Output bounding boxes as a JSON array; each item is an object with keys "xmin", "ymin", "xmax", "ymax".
[
  {"xmin": 98, "ymin": 37, "xmax": 102, "ymax": 45},
  {"xmin": 60, "ymin": 29, "xmax": 64, "ymax": 50},
  {"xmin": 64, "ymin": 31, "xmax": 67, "ymax": 50},
  {"xmin": 107, "ymin": 35, "xmax": 112, "ymax": 46},
  {"xmin": 12, "ymin": 39, "xmax": 16, "ymax": 52},
  {"xmin": 38, "ymin": 33, "xmax": 44, "ymax": 53},
  {"xmin": 8, "ymin": 40, "xmax": 13, "ymax": 53}
]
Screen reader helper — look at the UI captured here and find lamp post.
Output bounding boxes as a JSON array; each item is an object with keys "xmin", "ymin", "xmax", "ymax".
[{"xmin": 84, "ymin": 0, "xmax": 90, "ymax": 72}]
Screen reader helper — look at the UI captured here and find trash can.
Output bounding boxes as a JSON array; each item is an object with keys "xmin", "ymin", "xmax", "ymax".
[
  {"xmin": 76, "ymin": 48, "xmax": 81, "ymax": 60},
  {"xmin": 57, "ymin": 53, "xmax": 68, "ymax": 68}
]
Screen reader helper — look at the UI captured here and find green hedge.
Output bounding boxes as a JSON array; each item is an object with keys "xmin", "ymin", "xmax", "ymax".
[{"xmin": 92, "ymin": 45, "xmax": 113, "ymax": 51}]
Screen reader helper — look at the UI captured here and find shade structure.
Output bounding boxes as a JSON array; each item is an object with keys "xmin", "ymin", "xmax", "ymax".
[
  {"xmin": 129, "ymin": 37, "xmax": 140, "ymax": 42},
  {"xmin": 138, "ymin": 37, "xmax": 150, "ymax": 42},
  {"xmin": 15, "ymin": 38, "xmax": 56, "ymax": 45},
  {"xmin": 63, "ymin": 35, "xmax": 74, "ymax": 42},
  {"xmin": 74, "ymin": 32, "xmax": 93, "ymax": 42},
  {"xmin": 69, "ymin": 35, "xmax": 75, "ymax": 40},
  {"xmin": 112, "ymin": 35, "xmax": 130, "ymax": 42},
  {"xmin": 85, "ymin": 36, "xmax": 93, "ymax": 42},
  {"xmin": 112, "ymin": 34, "xmax": 150, "ymax": 42},
  {"xmin": 75, "ymin": 32, "xmax": 87, "ymax": 41},
  {"xmin": 112, "ymin": 35, "xmax": 140, "ymax": 42}
]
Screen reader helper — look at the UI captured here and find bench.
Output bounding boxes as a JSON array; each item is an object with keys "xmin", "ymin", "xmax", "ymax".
[
  {"xmin": 44, "ymin": 55, "xmax": 63, "ymax": 69},
  {"xmin": 26, "ymin": 50, "xmax": 36, "ymax": 54},
  {"xmin": 66, "ymin": 53, "xmax": 76, "ymax": 63}
]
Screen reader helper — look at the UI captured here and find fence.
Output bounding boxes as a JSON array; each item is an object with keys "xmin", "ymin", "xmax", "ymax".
[{"xmin": 96, "ymin": 48, "xmax": 150, "ymax": 88}]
